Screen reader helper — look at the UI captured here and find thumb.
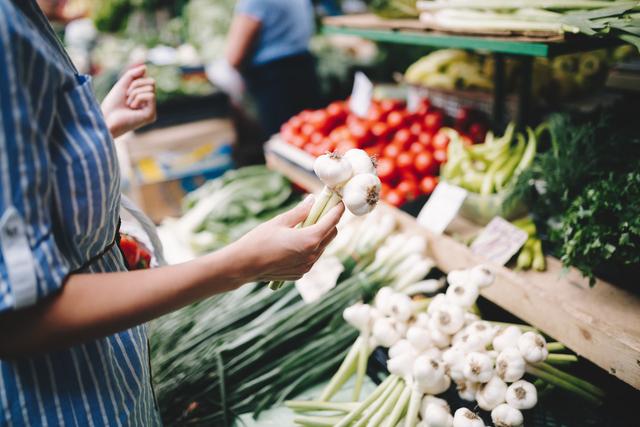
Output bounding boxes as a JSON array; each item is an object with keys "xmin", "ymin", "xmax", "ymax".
[
  {"xmin": 276, "ymin": 195, "xmax": 314, "ymax": 227},
  {"xmin": 117, "ymin": 65, "xmax": 146, "ymax": 89},
  {"xmin": 307, "ymin": 202, "xmax": 344, "ymax": 239}
]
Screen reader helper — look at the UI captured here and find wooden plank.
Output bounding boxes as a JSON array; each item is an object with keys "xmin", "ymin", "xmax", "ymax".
[{"xmin": 265, "ymin": 141, "xmax": 640, "ymax": 390}]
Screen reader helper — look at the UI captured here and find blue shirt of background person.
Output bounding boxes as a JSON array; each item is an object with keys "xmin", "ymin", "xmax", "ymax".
[{"xmin": 236, "ymin": 0, "xmax": 315, "ymax": 66}]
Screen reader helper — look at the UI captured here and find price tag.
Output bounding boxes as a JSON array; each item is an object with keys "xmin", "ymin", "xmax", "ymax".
[
  {"xmin": 349, "ymin": 72, "xmax": 374, "ymax": 118},
  {"xmin": 407, "ymin": 86, "xmax": 421, "ymax": 113},
  {"xmin": 470, "ymin": 217, "xmax": 528, "ymax": 265},
  {"xmin": 417, "ymin": 182, "xmax": 468, "ymax": 234},
  {"xmin": 295, "ymin": 256, "xmax": 345, "ymax": 304}
]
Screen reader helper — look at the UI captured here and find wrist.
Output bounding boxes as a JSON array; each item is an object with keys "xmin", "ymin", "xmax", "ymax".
[{"xmin": 196, "ymin": 242, "xmax": 256, "ymax": 291}]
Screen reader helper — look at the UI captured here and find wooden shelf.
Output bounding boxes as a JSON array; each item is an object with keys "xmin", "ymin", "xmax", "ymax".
[
  {"xmin": 265, "ymin": 138, "xmax": 640, "ymax": 390},
  {"xmin": 323, "ymin": 14, "xmax": 618, "ymax": 57}
]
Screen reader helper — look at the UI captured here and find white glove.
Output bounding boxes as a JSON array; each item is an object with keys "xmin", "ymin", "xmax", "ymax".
[{"xmin": 205, "ymin": 59, "xmax": 245, "ymax": 102}]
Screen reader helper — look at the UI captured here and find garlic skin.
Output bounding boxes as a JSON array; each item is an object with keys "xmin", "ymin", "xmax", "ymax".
[
  {"xmin": 432, "ymin": 304, "xmax": 465, "ymax": 335},
  {"xmin": 422, "ymin": 402, "xmax": 454, "ymax": 427},
  {"xmin": 313, "ymin": 152, "xmax": 353, "ymax": 188},
  {"xmin": 372, "ymin": 317, "xmax": 401, "ymax": 348},
  {"xmin": 476, "ymin": 376, "xmax": 508, "ymax": 411},
  {"xmin": 428, "ymin": 323, "xmax": 453, "ymax": 349},
  {"xmin": 505, "ymin": 380, "xmax": 538, "ymax": 410},
  {"xmin": 342, "ymin": 303, "xmax": 372, "ymax": 332},
  {"xmin": 463, "ymin": 352, "xmax": 494, "ymax": 383},
  {"xmin": 416, "ymin": 312, "xmax": 431, "ymax": 329},
  {"xmin": 388, "ymin": 351, "xmax": 416, "ymax": 379},
  {"xmin": 420, "ymin": 395, "xmax": 450, "ymax": 415},
  {"xmin": 407, "ymin": 326, "xmax": 433, "ymax": 352},
  {"xmin": 418, "ymin": 374, "xmax": 451, "ymax": 395},
  {"xmin": 442, "ymin": 347, "xmax": 466, "ymax": 381},
  {"xmin": 446, "ymin": 270, "xmax": 470, "ymax": 288},
  {"xmin": 456, "ymin": 380, "xmax": 479, "ymax": 401},
  {"xmin": 491, "ymin": 404, "xmax": 524, "ymax": 427},
  {"xmin": 492, "ymin": 326, "xmax": 522, "ymax": 352},
  {"xmin": 344, "ymin": 148, "xmax": 376, "ymax": 175},
  {"xmin": 389, "ymin": 339, "xmax": 415, "ymax": 360},
  {"xmin": 427, "ymin": 294, "xmax": 448, "ymax": 316},
  {"xmin": 413, "ymin": 356, "xmax": 446, "ymax": 387},
  {"xmin": 389, "ymin": 292, "xmax": 413, "ymax": 322},
  {"xmin": 452, "ymin": 408, "xmax": 485, "ymax": 427},
  {"xmin": 445, "ymin": 283, "xmax": 479, "ymax": 308},
  {"xmin": 469, "ymin": 265, "xmax": 495, "ymax": 288},
  {"xmin": 496, "ymin": 348, "xmax": 526, "ymax": 383},
  {"xmin": 375, "ymin": 287, "xmax": 395, "ymax": 316},
  {"xmin": 342, "ymin": 173, "xmax": 381, "ymax": 216},
  {"xmin": 517, "ymin": 332, "xmax": 548, "ymax": 363}
]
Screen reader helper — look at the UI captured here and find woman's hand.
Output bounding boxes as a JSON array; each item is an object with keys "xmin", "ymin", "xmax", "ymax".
[
  {"xmin": 232, "ymin": 196, "xmax": 344, "ymax": 282},
  {"xmin": 101, "ymin": 65, "xmax": 157, "ymax": 139}
]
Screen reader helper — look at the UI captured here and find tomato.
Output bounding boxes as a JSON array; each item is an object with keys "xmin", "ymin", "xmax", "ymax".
[
  {"xmin": 418, "ymin": 132, "xmax": 433, "ymax": 149},
  {"xmin": 119, "ymin": 235, "xmax": 141, "ymax": 268},
  {"xmin": 461, "ymin": 135, "xmax": 474, "ymax": 146},
  {"xmin": 327, "ymin": 101, "xmax": 347, "ymax": 123},
  {"xmin": 416, "ymin": 99, "xmax": 431, "ymax": 116},
  {"xmin": 455, "ymin": 107, "xmax": 472, "ymax": 128},
  {"xmin": 409, "ymin": 142, "xmax": 425, "ymax": 155},
  {"xmin": 349, "ymin": 121, "xmax": 373, "ymax": 147},
  {"xmin": 367, "ymin": 104, "xmax": 384, "ymax": 122},
  {"xmin": 469, "ymin": 122, "xmax": 488, "ymax": 144},
  {"xmin": 419, "ymin": 176, "xmax": 438, "ymax": 195},
  {"xmin": 380, "ymin": 99, "xmax": 403, "ymax": 114},
  {"xmin": 290, "ymin": 135, "xmax": 306, "ymax": 149},
  {"xmin": 414, "ymin": 151, "xmax": 436, "ymax": 176},
  {"xmin": 385, "ymin": 189, "xmax": 406, "ymax": 207},
  {"xmin": 365, "ymin": 144, "xmax": 384, "ymax": 157},
  {"xmin": 376, "ymin": 157, "xmax": 397, "ymax": 183},
  {"xmin": 397, "ymin": 179, "xmax": 419, "ymax": 200},
  {"xmin": 432, "ymin": 131, "xmax": 451, "ymax": 151},
  {"xmin": 393, "ymin": 129, "xmax": 414, "ymax": 149},
  {"xmin": 301, "ymin": 123, "xmax": 316, "ymax": 138},
  {"xmin": 335, "ymin": 138, "xmax": 358, "ymax": 154},
  {"xmin": 310, "ymin": 132, "xmax": 324, "ymax": 145},
  {"xmin": 387, "ymin": 111, "xmax": 406, "ymax": 130},
  {"xmin": 380, "ymin": 182, "xmax": 391, "ymax": 200},
  {"xmin": 289, "ymin": 115, "xmax": 303, "ymax": 130},
  {"xmin": 433, "ymin": 148, "xmax": 447, "ymax": 164},
  {"xmin": 396, "ymin": 151, "xmax": 415, "ymax": 174},
  {"xmin": 371, "ymin": 122, "xmax": 391, "ymax": 141},
  {"xmin": 409, "ymin": 122, "xmax": 423, "ymax": 136},
  {"xmin": 382, "ymin": 143, "xmax": 402, "ymax": 159},
  {"xmin": 424, "ymin": 110, "xmax": 444, "ymax": 131}
]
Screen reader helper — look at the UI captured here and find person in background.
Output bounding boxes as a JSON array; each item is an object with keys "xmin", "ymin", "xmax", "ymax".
[{"xmin": 222, "ymin": 0, "xmax": 322, "ymax": 138}]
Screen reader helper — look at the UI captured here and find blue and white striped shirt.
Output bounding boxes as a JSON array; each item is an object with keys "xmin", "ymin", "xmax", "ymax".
[{"xmin": 0, "ymin": 1, "xmax": 161, "ymax": 425}]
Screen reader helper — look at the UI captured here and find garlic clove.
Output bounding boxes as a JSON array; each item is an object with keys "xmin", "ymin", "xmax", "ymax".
[
  {"xmin": 343, "ymin": 148, "xmax": 376, "ymax": 175},
  {"xmin": 407, "ymin": 326, "xmax": 433, "ymax": 352},
  {"xmin": 372, "ymin": 317, "xmax": 401, "ymax": 348},
  {"xmin": 314, "ymin": 152, "xmax": 353, "ymax": 188},
  {"xmin": 389, "ymin": 339, "xmax": 416, "ymax": 360},
  {"xmin": 505, "ymin": 380, "xmax": 538, "ymax": 410},
  {"xmin": 374, "ymin": 287, "xmax": 395, "ymax": 316},
  {"xmin": 468, "ymin": 265, "xmax": 495, "ymax": 288},
  {"xmin": 432, "ymin": 304, "xmax": 465, "ymax": 335},
  {"xmin": 492, "ymin": 325, "xmax": 522, "ymax": 352},
  {"xmin": 517, "ymin": 331, "xmax": 548, "ymax": 363},
  {"xmin": 491, "ymin": 403, "xmax": 524, "ymax": 427},
  {"xmin": 452, "ymin": 408, "xmax": 485, "ymax": 427},
  {"xmin": 422, "ymin": 402, "xmax": 454, "ymax": 427},
  {"xmin": 446, "ymin": 270, "xmax": 470, "ymax": 288},
  {"xmin": 342, "ymin": 302, "xmax": 373, "ymax": 332},
  {"xmin": 413, "ymin": 355, "xmax": 446, "ymax": 387},
  {"xmin": 496, "ymin": 347, "xmax": 526, "ymax": 383},
  {"xmin": 476, "ymin": 375, "xmax": 508, "ymax": 411},
  {"xmin": 455, "ymin": 380, "xmax": 479, "ymax": 401},
  {"xmin": 342, "ymin": 173, "xmax": 381, "ymax": 216},
  {"xmin": 463, "ymin": 352, "xmax": 494, "ymax": 383},
  {"xmin": 445, "ymin": 282, "xmax": 480, "ymax": 308},
  {"xmin": 389, "ymin": 292, "xmax": 413, "ymax": 323}
]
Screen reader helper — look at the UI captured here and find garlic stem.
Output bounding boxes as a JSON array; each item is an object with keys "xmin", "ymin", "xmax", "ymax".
[
  {"xmin": 336, "ymin": 376, "xmax": 398, "ymax": 427},
  {"xmin": 294, "ymin": 415, "xmax": 343, "ymax": 426},
  {"xmin": 353, "ymin": 379, "xmax": 400, "ymax": 427},
  {"xmin": 286, "ymin": 400, "xmax": 359, "ymax": 413},
  {"xmin": 304, "ymin": 187, "xmax": 334, "ymax": 227},
  {"xmin": 546, "ymin": 342, "xmax": 565, "ymax": 352},
  {"xmin": 320, "ymin": 337, "xmax": 361, "ymax": 401},
  {"xmin": 546, "ymin": 353, "xmax": 577, "ymax": 363},
  {"xmin": 383, "ymin": 384, "xmax": 411, "ymax": 427},
  {"xmin": 403, "ymin": 385, "xmax": 422, "ymax": 427},
  {"xmin": 532, "ymin": 362, "xmax": 604, "ymax": 398},
  {"xmin": 353, "ymin": 333, "xmax": 370, "ymax": 401},
  {"xmin": 489, "ymin": 321, "xmax": 537, "ymax": 333},
  {"xmin": 366, "ymin": 382, "xmax": 404, "ymax": 427},
  {"xmin": 525, "ymin": 365, "xmax": 603, "ymax": 404}
]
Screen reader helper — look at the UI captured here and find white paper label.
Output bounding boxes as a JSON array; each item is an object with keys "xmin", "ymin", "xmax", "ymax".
[
  {"xmin": 470, "ymin": 217, "xmax": 528, "ymax": 265},
  {"xmin": 349, "ymin": 72, "xmax": 374, "ymax": 118},
  {"xmin": 295, "ymin": 256, "xmax": 345, "ymax": 303},
  {"xmin": 407, "ymin": 86, "xmax": 421, "ymax": 113},
  {"xmin": 417, "ymin": 182, "xmax": 468, "ymax": 234}
]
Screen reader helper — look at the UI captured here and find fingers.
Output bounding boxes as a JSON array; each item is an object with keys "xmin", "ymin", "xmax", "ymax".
[
  {"xmin": 126, "ymin": 77, "xmax": 155, "ymax": 96},
  {"xmin": 127, "ymin": 88, "xmax": 155, "ymax": 107},
  {"xmin": 119, "ymin": 65, "xmax": 146, "ymax": 87},
  {"xmin": 306, "ymin": 202, "xmax": 344, "ymax": 240},
  {"xmin": 275, "ymin": 195, "xmax": 314, "ymax": 227},
  {"xmin": 318, "ymin": 226, "xmax": 338, "ymax": 252},
  {"xmin": 129, "ymin": 92, "xmax": 156, "ymax": 110}
]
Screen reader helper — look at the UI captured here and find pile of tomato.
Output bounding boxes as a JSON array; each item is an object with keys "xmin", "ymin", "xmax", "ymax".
[{"xmin": 280, "ymin": 98, "xmax": 487, "ymax": 207}]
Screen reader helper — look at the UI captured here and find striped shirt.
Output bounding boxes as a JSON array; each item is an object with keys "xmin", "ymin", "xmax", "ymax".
[{"xmin": 0, "ymin": 1, "xmax": 161, "ymax": 425}]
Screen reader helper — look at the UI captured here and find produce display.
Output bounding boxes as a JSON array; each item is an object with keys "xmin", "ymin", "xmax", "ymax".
[
  {"xmin": 416, "ymin": 0, "xmax": 640, "ymax": 50},
  {"xmin": 286, "ymin": 265, "xmax": 604, "ymax": 426},
  {"xmin": 512, "ymin": 217, "xmax": 546, "ymax": 272},
  {"xmin": 280, "ymin": 98, "xmax": 489, "ymax": 206}
]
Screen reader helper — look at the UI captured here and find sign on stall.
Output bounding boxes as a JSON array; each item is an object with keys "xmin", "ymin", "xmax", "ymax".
[
  {"xmin": 417, "ymin": 182, "xmax": 468, "ymax": 234},
  {"xmin": 349, "ymin": 72, "xmax": 374, "ymax": 118},
  {"xmin": 470, "ymin": 217, "xmax": 528, "ymax": 265}
]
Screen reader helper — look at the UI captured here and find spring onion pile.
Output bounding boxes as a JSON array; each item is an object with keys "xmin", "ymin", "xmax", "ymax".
[
  {"xmin": 286, "ymin": 265, "xmax": 604, "ymax": 426},
  {"xmin": 269, "ymin": 149, "xmax": 382, "ymax": 290},
  {"xmin": 151, "ymin": 211, "xmax": 435, "ymax": 425},
  {"xmin": 417, "ymin": 0, "xmax": 640, "ymax": 50}
]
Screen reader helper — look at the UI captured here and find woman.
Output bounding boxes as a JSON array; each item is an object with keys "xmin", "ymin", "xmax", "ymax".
[
  {"xmin": 225, "ymin": 0, "xmax": 322, "ymax": 136},
  {"xmin": 0, "ymin": 1, "xmax": 343, "ymax": 425}
]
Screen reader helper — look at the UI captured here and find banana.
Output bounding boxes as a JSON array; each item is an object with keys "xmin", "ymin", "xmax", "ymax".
[{"xmin": 404, "ymin": 49, "xmax": 468, "ymax": 83}]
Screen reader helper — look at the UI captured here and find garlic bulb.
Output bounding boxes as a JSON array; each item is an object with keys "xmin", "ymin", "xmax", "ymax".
[
  {"xmin": 491, "ymin": 404, "xmax": 524, "ymax": 427},
  {"xmin": 389, "ymin": 292, "xmax": 413, "ymax": 322},
  {"xmin": 313, "ymin": 152, "xmax": 353, "ymax": 188},
  {"xmin": 445, "ymin": 283, "xmax": 479, "ymax": 308},
  {"xmin": 428, "ymin": 323, "xmax": 453, "ymax": 349},
  {"xmin": 452, "ymin": 408, "xmax": 485, "ymax": 427},
  {"xmin": 407, "ymin": 326, "xmax": 433, "ymax": 352},
  {"xmin": 446, "ymin": 270, "xmax": 470, "ymax": 288},
  {"xmin": 496, "ymin": 348, "xmax": 526, "ymax": 383},
  {"xmin": 505, "ymin": 380, "xmax": 538, "ymax": 410},
  {"xmin": 422, "ymin": 402, "xmax": 454, "ymax": 427},
  {"xmin": 442, "ymin": 347, "xmax": 466, "ymax": 381},
  {"xmin": 342, "ymin": 303, "xmax": 373, "ymax": 332},
  {"xmin": 432, "ymin": 304, "xmax": 465, "ymax": 335},
  {"xmin": 413, "ymin": 356, "xmax": 446, "ymax": 387},
  {"xmin": 372, "ymin": 317, "xmax": 401, "ymax": 348},
  {"xmin": 388, "ymin": 351, "xmax": 416, "ymax": 378},
  {"xmin": 389, "ymin": 339, "xmax": 415, "ymax": 360},
  {"xmin": 427, "ymin": 294, "xmax": 448, "ymax": 315},
  {"xmin": 464, "ymin": 312, "xmax": 481, "ymax": 326},
  {"xmin": 344, "ymin": 148, "xmax": 376, "ymax": 175},
  {"xmin": 420, "ymin": 395, "xmax": 450, "ymax": 415},
  {"xmin": 463, "ymin": 352, "xmax": 493, "ymax": 383},
  {"xmin": 517, "ymin": 332, "xmax": 548, "ymax": 363},
  {"xmin": 342, "ymin": 173, "xmax": 381, "ymax": 216},
  {"xmin": 416, "ymin": 312, "xmax": 431, "ymax": 329},
  {"xmin": 455, "ymin": 380, "xmax": 479, "ymax": 401},
  {"xmin": 418, "ymin": 374, "xmax": 451, "ymax": 395},
  {"xmin": 492, "ymin": 326, "xmax": 522, "ymax": 352},
  {"xmin": 468, "ymin": 265, "xmax": 495, "ymax": 288},
  {"xmin": 476, "ymin": 376, "xmax": 508, "ymax": 411},
  {"xmin": 375, "ymin": 287, "xmax": 395, "ymax": 316}
]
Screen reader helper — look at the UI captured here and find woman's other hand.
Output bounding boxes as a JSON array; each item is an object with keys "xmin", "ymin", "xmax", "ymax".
[
  {"xmin": 232, "ymin": 196, "xmax": 344, "ymax": 282},
  {"xmin": 101, "ymin": 64, "xmax": 157, "ymax": 138}
]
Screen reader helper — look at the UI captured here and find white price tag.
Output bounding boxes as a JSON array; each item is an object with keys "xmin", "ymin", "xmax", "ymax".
[
  {"xmin": 407, "ymin": 86, "xmax": 421, "ymax": 113},
  {"xmin": 470, "ymin": 217, "xmax": 528, "ymax": 265},
  {"xmin": 417, "ymin": 182, "xmax": 468, "ymax": 234},
  {"xmin": 349, "ymin": 72, "xmax": 374, "ymax": 118},
  {"xmin": 295, "ymin": 256, "xmax": 345, "ymax": 303}
]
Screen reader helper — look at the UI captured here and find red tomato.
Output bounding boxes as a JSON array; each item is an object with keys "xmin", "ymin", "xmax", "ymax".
[
  {"xmin": 327, "ymin": 101, "xmax": 347, "ymax": 123},
  {"xmin": 396, "ymin": 152, "xmax": 415, "ymax": 174},
  {"xmin": 432, "ymin": 131, "xmax": 451, "ymax": 151},
  {"xmin": 409, "ymin": 142, "xmax": 425, "ymax": 155},
  {"xmin": 383, "ymin": 143, "xmax": 402, "ymax": 159},
  {"xmin": 380, "ymin": 99, "xmax": 403, "ymax": 113},
  {"xmin": 397, "ymin": 179, "xmax": 419, "ymax": 200},
  {"xmin": 301, "ymin": 123, "xmax": 315, "ymax": 138},
  {"xmin": 469, "ymin": 122, "xmax": 488, "ymax": 144},
  {"xmin": 414, "ymin": 151, "xmax": 436, "ymax": 176},
  {"xmin": 387, "ymin": 111, "xmax": 405, "ymax": 129},
  {"xmin": 119, "ymin": 235, "xmax": 141, "ymax": 268},
  {"xmin": 433, "ymin": 148, "xmax": 447, "ymax": 164},
  {"xmin": 393, "ymin": 129, "xmax": 414, "ymax": 149},
  {"xmin": 455, "ymin": 107, "xmax": 472, "ymax": 128},
  {"xmin": 385, "ymin": 189, "xmax": 406, "ymax": 207},
  {"xmin": 367, "ymin": 104, "xmax": 384, "ymax": 122},
  {"xmin": 424, "ymin": 110, "xmax": 444, "ymax": 131},
  {"xmin": 371, "ymin": 122, "xmax": 391, "ymax": 141},
  {"xmin": 289, "ymin": 116, "xmax": 303, "ymax": 130},
  {"xmin": 290, "ymin": 135, "xmax": 306, "ymax": 149},
  {"xmin": 349, "ymin": 121, "xmax": 373, "ymax": 147},
  {"xmin": 418, "ymin": 132, "xmax": 433, "ymax": 148},
  {"xmin": 380, "ymin": 182, "xmax": 391, "ymax": 200},
  {"xmin": 365, "ymin": 144, "xmax": 384, "ymax": 158},
  {"xmin": 416, "ymin": 99, "xmax": 431, "ymax": 116},
  {"xmin": 461, "ymin": 135, "xmax": 474, "ymax": 146},
  {"xmin": 419, "ymin": 176, "xmax": 438, "ymax": 195},
  {"xmin": 310, "ymin": 132, "xmax": 324, "ymax": 145},
  {"xmin": 336, "ymin": 139, "xmax": 358, "ymax": 154},
  {"xmin": 410, "ymin": 122, "xmax": 423, "ymax": 136},
  {"xmin": 376, "ymin": 157, "xmax": 397, "ymax": 183}
]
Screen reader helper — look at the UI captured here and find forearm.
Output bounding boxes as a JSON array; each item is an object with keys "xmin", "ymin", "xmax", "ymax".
[
  {"xmin": 0, "ymin": 243, "xmax": 248, "ymax": 358},
  {"xmin": 225, "ymin": 14, "xmax": 261, "ymax": 68}
]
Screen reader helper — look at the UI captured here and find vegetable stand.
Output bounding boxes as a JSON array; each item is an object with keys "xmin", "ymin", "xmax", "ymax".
[
  {"xmin": 322, "ymin": 14, "xmax": 620, "ymax": 127},
  {"xmin": 264, "ymin": 137, "xmax": 640, "ymax": 390}
]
